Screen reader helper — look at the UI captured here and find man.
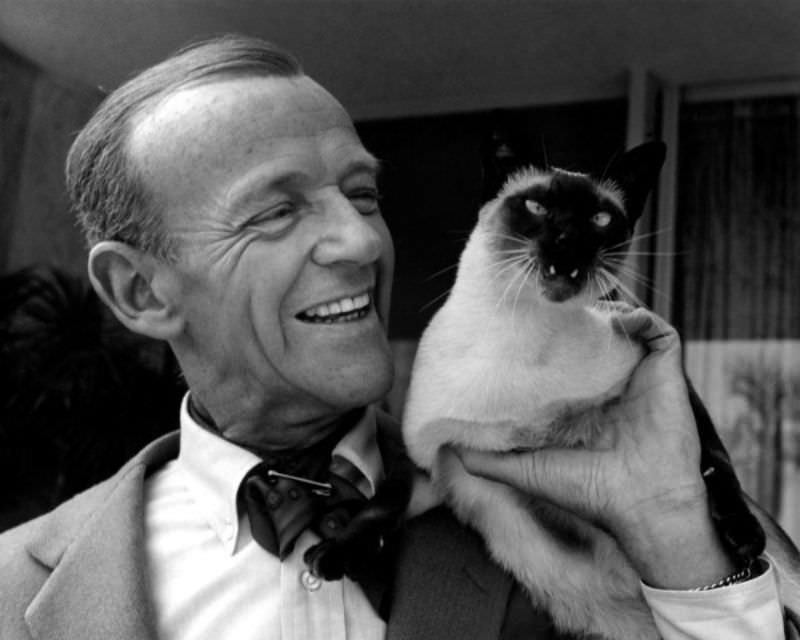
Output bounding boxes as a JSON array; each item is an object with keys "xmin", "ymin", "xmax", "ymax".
[{"xmin": 0, "ymin": 34, "xmax": 793, "ymax": 639}]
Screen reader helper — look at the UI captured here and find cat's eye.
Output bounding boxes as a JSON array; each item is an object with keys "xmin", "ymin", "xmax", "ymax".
[
  {"xmin": 592, "ymin": 212, "xmax": 612, "ymax": 228},
  {"xmin": 525, "ymin": 200, "xmax": 547, "ymax": 217}
]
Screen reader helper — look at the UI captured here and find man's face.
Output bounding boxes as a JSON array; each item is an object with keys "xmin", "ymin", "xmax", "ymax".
[{"xmin": 128, "ymin": 75, "xmax": 395, "ymax": 446}]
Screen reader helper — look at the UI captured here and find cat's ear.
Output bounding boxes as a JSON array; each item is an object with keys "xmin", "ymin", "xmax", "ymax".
[
  {"xmin": 479, "ymin": 112, "xmax": 545, "ymax": 202},
  {"xmin": 604, "ymin": 141, "xmax": 666, "ymax": 223}
]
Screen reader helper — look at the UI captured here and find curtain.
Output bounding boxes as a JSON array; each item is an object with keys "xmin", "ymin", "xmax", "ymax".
[{"xmin": 675, "ymin": 95, "xmax": 800, "ymax": 543}]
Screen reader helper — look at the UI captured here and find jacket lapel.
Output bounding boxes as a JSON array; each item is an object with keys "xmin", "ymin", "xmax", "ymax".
[
  {"xmin": 24, "ymin": 433, "xmax": 179, "ymax": 640},
  {"xmin": 374, "ymin": 410, "xmax": 513, "ymax": 639},
  {"xmin": 386, "ymin": 507, "xmax": 513, "ymax": 640}
]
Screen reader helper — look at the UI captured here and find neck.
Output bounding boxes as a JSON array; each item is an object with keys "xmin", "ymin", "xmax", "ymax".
[
  {"xmin": 188, "ymin": 393, "xmax": 364, "ymax": 477},
  {"xmin": 174, "ymin": 345, "xmax": 356, "ymax": 453}
]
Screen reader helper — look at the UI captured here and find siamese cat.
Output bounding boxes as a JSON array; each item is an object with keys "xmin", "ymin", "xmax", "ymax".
[{"xmin": 305, "ymin": 137, "xmax": 800, "ymax": 638}]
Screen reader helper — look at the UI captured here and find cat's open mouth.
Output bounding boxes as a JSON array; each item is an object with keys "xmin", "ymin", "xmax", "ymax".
[{"xmin": 539, "ymin": 262, "xmax": 585, "ymax": 302}]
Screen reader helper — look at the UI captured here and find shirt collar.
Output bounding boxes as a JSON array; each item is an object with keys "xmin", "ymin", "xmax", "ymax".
[{"xmin": 177, "ymin": 394, "xmax": 384, "ymax": 555}]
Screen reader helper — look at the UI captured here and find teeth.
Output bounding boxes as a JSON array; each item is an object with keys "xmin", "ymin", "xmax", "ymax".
[
  {"xmin": 549, "ymin": 265, "xmax": 556, "ymax": 275},
  {"xmin": 570, "ymin": 269, "xmax": 579, "ymax": 278},
  {"xmin": 301, "ymin": 293, "xmax": 370, "ymax": 320}
]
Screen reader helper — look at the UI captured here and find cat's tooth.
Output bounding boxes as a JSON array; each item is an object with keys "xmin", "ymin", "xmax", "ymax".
[
  {"xmin": 548, "ymin": 265, "xmax": 556, "ymax": 275},
  {"xmin": 570, "ymin": 269, "xmax": 579, "ymax": 279}
]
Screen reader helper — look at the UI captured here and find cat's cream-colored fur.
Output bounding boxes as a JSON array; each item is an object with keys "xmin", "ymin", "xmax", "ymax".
[{"xmin": 402, "ymin": 193, "xmax": 661, "ymax": 639}]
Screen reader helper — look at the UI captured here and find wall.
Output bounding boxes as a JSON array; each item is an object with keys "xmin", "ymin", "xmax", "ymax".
[{"xmin": 0, "ymin": 42, "xmax": 101, "ymax": 276}]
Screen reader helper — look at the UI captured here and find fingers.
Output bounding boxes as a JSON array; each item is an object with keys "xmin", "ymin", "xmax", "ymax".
[
  {"xmin": 611, "ymin": 308, "xmax": 680, "ymax": 355},
  {"xmin": 594, "ymin": 299, "xmax": 636, "ymax": 314},
  {"xmin": 457, "ymin": 448, "xmax": 597, "ymax": 520}
]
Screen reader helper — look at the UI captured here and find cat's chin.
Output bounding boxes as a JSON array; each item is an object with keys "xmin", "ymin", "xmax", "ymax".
[
  {"xmin": 540, "ymin": 279, "xmax": 587, "ymax": 306},
  {"xmin": 539, "ymin": 275, "xmax": 608, "ymax": 310}
]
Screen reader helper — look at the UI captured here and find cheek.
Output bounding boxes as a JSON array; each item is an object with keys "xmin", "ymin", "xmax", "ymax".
[{"xmin": 599, "ymin": 228, "xmax": 632, "ymax": 252}]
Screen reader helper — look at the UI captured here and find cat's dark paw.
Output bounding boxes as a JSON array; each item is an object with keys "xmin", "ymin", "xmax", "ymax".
[
  {"xmin": 304, "ymin": 540, "xmax": 347, "ymax": 581},
  {"xmin": 704, "ymin": 466, "xmax": 766, "ymax": 564},
  {"xmin": 710, "ymin": 505, "xmax": 766, "ymax": 563},
  {"xmin": 303, "ymin": 534, "xmax": 384, "ymax": 581}
]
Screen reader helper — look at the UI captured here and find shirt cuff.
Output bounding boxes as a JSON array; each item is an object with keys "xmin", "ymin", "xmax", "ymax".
[{"xmin": 641, "ymin": 560, "xmax": 784, "ymax": 640}]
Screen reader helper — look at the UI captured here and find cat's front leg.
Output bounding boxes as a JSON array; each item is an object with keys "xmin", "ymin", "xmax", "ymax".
[{"xmin": 434, "ymin": 447, "xmax": 659, "ymax": 640}]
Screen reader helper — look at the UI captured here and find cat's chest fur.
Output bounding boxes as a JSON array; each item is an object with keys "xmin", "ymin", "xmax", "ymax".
[{"xmin": 403, "ymin": 235, "xmax": 643, "ymax": 467}]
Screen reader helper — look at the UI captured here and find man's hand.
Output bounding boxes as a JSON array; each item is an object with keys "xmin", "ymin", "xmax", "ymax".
[{"xmin": 458, "ymin": 308, "xmax": 737, "ymax": 588}]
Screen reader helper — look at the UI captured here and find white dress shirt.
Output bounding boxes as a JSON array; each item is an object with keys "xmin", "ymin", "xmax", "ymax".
[
  {"xmin": 643, "ymin": 563, "xmax": 785, "ymax": 639},
  {"xmin": 144, "ymin": 396, "xmax": 786, "ymax": 640},
  {"xmin": 144, "ymin": 397, "xmax": 386, "ymax": 640}
]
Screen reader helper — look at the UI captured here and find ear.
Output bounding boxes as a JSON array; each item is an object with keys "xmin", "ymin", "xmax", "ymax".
[
  {"xmin": 87, "ymin": 241, "xmax": 184, "ymax": 341},
  {"xmin": 605, "ymin": 141, "xmax": 667, "ymax": 223},
  {"xmin": 479, "ymin": 111, "xmax": 545, "ymax": 202}
]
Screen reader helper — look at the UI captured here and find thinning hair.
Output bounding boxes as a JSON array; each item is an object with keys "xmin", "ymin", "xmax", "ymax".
[{"xmin": 66, "ymin": 34, "xmax": 303, "ymax": 259}]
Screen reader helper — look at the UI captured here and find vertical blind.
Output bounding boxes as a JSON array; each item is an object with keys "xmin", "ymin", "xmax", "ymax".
[{"xmin": 675, "ymin": 95, "xmax": 800, "ymax": 541}]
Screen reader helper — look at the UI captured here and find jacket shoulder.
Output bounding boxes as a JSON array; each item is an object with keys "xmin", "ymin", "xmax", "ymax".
[
  {"xmin": 0, "ymin": 432, "xmax": 179, "ymax": 639},
  {"xmin": 0, "ymin": 475, "xmax": 117, "ymax": 572},
  {"xmin": 0, "ymin": 515, "xmax": 51, "ymax": 639}
]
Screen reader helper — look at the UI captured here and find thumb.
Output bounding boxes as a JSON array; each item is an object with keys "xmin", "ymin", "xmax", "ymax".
[{"xmin": 457, "ymin": 447, "xmax": 600, "ymax": 519}]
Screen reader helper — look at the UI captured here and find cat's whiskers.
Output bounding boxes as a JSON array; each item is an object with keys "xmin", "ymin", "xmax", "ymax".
[
  {"xmin": 483, "ymin": 233, "xmax": 531, "ymax": 254},
  {"xmin": 591, "ymin": 270, "xmax": 614, "ymax": 305},
  {"xmin": 491, "ymin": 248, "xmax": 533, "ymax": 262},
  {"xmin": 602, "ymin": 227, "xmax": 673, "ymax": 255},
  {"xmin": 612, "ymin": 251, "xmax": 679, "ymax": 258},
  {"xmin": 510, "ymin": 258, "xmax": 536, "ymax": 332},
  {"xmin": 487, "ymin": 253, "xmax": 533, "ymax": 289},
  {"xmin": 597, "ymin": 267, "xmax": 646, "ymax": 310},
  {"xmin": 496, "ymin": 256, "xmax": 532, "ymax": 313},
  {"xmin": 599, "ymin": 229, "xmax": 670, "ymax": 260},
  {"xmin": 483, "ymin": 230, "xmax": 530, "ymax": 245},
  {"xmin": 589, "ymin": 274, "xmax": 617, "ymax": 355},
  {"xmin": 599, "ymin": 257, "xmax": 670, "ymax": 304},
  {"xmin": 419, "ymin": 287, "xmax": 454, "ymax": 313},
  {"xmin": 424, "ymin": 262, "xmax": 460, "ymax": 282},
  {"xmin": 594, "ymin": 269, "xmax": 639, "ymax": 349}
]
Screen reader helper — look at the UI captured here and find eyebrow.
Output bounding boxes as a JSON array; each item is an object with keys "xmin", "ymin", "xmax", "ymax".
[{"xmin": 343, "ymin": 153, "xmax": 383, "ymax": 180}]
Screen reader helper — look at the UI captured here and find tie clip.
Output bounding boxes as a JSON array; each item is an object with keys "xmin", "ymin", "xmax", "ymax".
[{"xmin": 267, "ymin": 470, "xmax": 333, "ymax": 496}]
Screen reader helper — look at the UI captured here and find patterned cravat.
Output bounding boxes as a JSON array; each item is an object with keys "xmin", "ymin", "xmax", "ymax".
[{"xmin": 242, "ymin": 455, "xmax": 369, "ymax": 560}]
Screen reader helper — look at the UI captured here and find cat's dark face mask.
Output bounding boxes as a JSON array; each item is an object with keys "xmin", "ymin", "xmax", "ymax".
[
  {"xmin": 496, "ymin": 170, "xmax": 632, "ymax": 303},
  {"xmin": 479, "ymin": 140, "xmax": 666, "ymax": 304}
]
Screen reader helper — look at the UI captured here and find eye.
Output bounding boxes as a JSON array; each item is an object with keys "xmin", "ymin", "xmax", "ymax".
[
  {"xmin": 592, "ymin": 212, "xmax": 612, "ymax": 228},
  {"xmin": 347, "ymin": 188, "xmax": 382, "ymax": 216},
  {"xmin": 245, "ymin": 203, "xmax": 299, "ymax": 235},
  {"xmin": 524, "ymin": 199, "xmax": 547, "ymax": 217}
]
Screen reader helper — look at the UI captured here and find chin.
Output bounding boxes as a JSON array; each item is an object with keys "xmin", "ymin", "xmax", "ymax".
[
  {"xmin": 325, "ymin": 356, "xmax": 395, "ymax": 410},
  {"xmin": 540, "ymin": 289, "xmax": 598, "ymax": 313}
]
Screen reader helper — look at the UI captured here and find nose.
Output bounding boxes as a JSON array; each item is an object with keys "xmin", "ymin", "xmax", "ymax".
[{"xmin": 311, "ymin": 192, "xmax": 385, "ymax": 266}]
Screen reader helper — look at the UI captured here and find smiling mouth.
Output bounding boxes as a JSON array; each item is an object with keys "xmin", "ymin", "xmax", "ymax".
[{"xmin": 296, "ymin": 292, "xmax": 372, "ymax": 324}]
